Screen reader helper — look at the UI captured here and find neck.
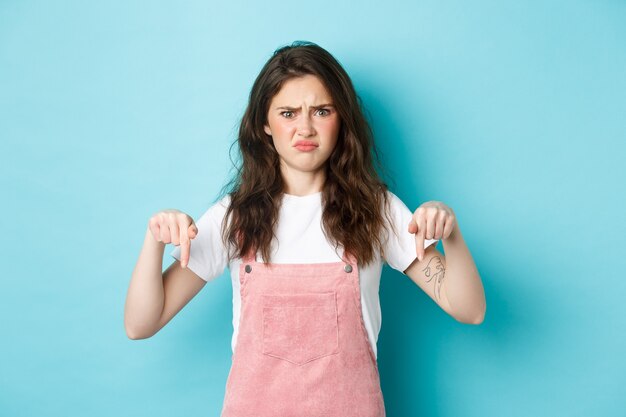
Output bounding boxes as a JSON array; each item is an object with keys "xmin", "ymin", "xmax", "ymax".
[{"xmin": 281, "ymin": 165, "xmax": 326, "ymax": 196}]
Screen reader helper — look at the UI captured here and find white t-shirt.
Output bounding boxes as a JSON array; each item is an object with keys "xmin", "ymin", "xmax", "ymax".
[{"xmin": 170, "ymin": 190, "xmax": 438, "ymax": 359}]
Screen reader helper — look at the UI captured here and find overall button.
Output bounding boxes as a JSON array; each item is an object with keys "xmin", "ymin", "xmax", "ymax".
[
  {"xmin": 245, "ymin": 265, "xmax": 252, "ymax": 273},
  {"xmin": 343, "ymin": 264, "xmax": 353, "ymax": 273}
]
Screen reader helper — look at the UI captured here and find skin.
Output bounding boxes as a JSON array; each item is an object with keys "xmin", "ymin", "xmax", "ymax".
[
  {"xmin": 263, "ymin": 74, "xmax": 341, "ymax": 196},
  {"xmin": 260, "ymin": 75, "xmax": 486, "ymax": 325},
  {"xmin": 404, "ymin": 203, "xmax": 487, "ymax": 324},
  {"xmin": 124, "ymin": 72, "xmax": 486, "ymax": 340}
]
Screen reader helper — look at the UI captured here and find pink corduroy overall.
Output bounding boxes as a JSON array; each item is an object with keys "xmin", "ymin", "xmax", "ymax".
[{"xmin": 219, "ymin": 248, "xmax": 386, "ymax": 417}]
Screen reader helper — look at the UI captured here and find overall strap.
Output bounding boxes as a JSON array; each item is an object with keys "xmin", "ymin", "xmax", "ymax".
[
  {"xmin": 341, "ymin": 247, "xmax": 358, "ymax": 266},
  {"xmin": 241, "ymin": 248, "xmax": 256, "ymax": 264},
  {"xmin": 236, "ymin": 228, "xmax": 256, "ymax": 264}
]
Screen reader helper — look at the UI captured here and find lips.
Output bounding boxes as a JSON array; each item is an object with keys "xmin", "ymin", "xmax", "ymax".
[{"xmin": 293, "ymin": 140, "xmax": 318, "ymax": 147}]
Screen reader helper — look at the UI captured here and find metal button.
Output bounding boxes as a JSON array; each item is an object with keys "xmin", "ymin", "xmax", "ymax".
[
  {"xmin": 245, "ymin": 265, "xmax": 252, "ymax": 273},
  {"xmin": 344, "ymin": 264, "xmax": 353, "ymax": 273}
]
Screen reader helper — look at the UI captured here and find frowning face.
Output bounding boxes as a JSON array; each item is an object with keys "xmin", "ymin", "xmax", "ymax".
[{"xmin": 264, "ymin": 74, "xmax": 341, "ymax": 177}]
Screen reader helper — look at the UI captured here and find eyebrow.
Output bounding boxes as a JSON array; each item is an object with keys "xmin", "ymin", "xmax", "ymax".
[{"xmin": 275, "ymin": 103, "xmax": 335, "ymax": 110}]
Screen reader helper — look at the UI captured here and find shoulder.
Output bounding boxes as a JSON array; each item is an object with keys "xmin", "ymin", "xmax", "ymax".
[
  {"xmin": 200, "ymin": 193, "xmax": 231, "ymax": 223},
  {"xmin": 384, "ymin": 189, "xmax": 409, "ymax": 207},
  {"xmin": 214, "ymin": 193, "xmax": 232, "ymax": 211},
  {"xmin": 381, "ymin": 190, "xmax": 413, "ymax": 225}
]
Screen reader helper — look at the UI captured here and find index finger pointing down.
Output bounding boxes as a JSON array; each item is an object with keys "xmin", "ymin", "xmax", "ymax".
[{"xmin": 179, "ymin": 232, "xmax": 191, "ymax": 269}]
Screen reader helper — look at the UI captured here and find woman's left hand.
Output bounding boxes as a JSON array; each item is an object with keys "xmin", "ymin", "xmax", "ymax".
[{"xmin": 408, "ymin": 201, "xmax": 457, "ymax": 261}]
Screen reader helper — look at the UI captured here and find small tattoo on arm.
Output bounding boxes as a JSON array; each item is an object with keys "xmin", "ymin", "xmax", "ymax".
[{"xmin": 422, "ymin": 256, "xmax": 446, "ymax": 301}]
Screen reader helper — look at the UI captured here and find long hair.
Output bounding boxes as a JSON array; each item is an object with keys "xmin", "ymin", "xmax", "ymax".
[{"xmin": 219, "ymin": 40, "xmax": 395, "ymax": 267}]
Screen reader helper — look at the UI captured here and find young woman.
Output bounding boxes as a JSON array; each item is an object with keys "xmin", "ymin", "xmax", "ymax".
[{"xmin": 124, "ymin": 40, "xmax": 486, "ymax": 417}]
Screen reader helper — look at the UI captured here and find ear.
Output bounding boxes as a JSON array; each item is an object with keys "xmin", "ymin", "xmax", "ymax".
[{"xmin": 264, "ymin": 124, "xmax": 271, "ymax": 136}]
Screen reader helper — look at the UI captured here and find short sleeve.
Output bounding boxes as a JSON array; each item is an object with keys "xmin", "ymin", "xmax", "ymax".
[
  {"xmin": 169, "ymin": 195, "xmax": 230, "ymax": 282},
  {"xmin": 382, "ymin": 191, "xmax": 439, "ymax": 273}
]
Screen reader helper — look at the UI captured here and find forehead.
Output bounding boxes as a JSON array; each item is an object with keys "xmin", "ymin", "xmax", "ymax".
[{"xmin": 270, "ymin": 74, "xmax": 333, "ymax": 104}]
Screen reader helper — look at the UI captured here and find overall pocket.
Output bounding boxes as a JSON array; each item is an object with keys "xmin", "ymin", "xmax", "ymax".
[{"xmin": 261, "ymin": 291, "xmax": 339, "ymax": 365}]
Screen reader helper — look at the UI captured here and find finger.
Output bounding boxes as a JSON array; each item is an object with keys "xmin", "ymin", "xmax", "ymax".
[
  {"xmin": 434, "ymin": 213, "xmax": 445, "ymax": 239},
  {"xmin": 179, "ymin": 226, "xmax": 191, "ymax": 269},
  {"xmin": 149, "ymin": 218, "xmax": 161, "ymax": 242},
  {"xmin": 408, "ymin": 217, "xmax": 417, "ymax": 234},
  {"xmin": 159, "ymin": 219, "xmax": 171, "ymax": 243},
  {"xmin": 443, "ymin": 216, "xmax": 455, "ymax": 239},
  {"xmin": 415, "ymin": 230, "xmax": 425, "ymax": 261},
  {"xmin": 425, "ymin": 210, "xmax": 436, "ymax": 239},
  {"xmin": 415, "ymin": 215, "xmax": 426, "ymax": 261},
  {"xmin": 170, "ymin": 221, "xmax": 181, "ymax": 246},
  {"xmin": 189, "ymin": 223, "xmax": 198, "ymax": 239}
]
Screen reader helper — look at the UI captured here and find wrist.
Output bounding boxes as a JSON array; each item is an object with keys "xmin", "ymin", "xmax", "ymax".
[{"xmin": 144, "ymin": 225, "xmax": 166, "ymax": 250}]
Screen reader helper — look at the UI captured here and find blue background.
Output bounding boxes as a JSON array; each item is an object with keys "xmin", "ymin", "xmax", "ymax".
[{"xmin": 1, "ymin": 1, "xmax": 624, "ymax": 416}]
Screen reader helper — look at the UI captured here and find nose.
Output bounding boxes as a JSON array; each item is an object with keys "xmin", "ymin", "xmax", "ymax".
[{"xmin": 297, "ymin": 113, "xmax": 315, "ymax": 137}]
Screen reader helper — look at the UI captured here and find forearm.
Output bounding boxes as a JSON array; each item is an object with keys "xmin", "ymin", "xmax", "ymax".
[
  {"xmin": 124, "ymin": 226, "xmax": 166, "ymax": 339},
  {"xmin": 441, "ymin": 226, "xmax": 486, "ymax": 324}
]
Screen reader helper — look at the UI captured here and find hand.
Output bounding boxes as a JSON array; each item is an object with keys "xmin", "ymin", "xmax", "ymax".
[
  {"xmin": 408, "ymin": 201, "xmax": 456, "ymax": 261},
  {"xmin": 148, "ymin": 209, "xmax": 198, "ymax": 269}
]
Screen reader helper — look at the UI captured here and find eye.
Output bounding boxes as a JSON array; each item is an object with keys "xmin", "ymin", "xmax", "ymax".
[
  {"xmin": 317, "ymin": 108, "xmax": 331, "ymax": 116},
  {"xmin": 280, "ymin": 111, "xmax": 294, "ymax": 118}
]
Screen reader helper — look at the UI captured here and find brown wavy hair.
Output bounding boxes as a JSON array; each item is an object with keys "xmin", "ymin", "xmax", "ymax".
[{"xmin": 218, "ymin": 40, "xmax": 396, "ymax": 267}]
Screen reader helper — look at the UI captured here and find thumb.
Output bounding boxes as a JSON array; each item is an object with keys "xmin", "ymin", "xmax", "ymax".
[{"xmin": 408, "ymin": 218, "xmax": 417, "ymax": 234}]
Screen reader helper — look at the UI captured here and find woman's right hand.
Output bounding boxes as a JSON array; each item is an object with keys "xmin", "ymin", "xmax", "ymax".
[{"xmin": 148, "ymin": 209, "xmax": 198, "ymax": 269}]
